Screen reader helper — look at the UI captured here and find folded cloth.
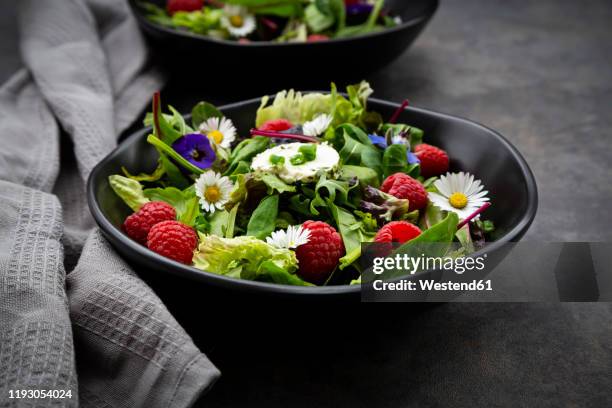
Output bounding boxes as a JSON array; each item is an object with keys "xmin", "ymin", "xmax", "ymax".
[{"xmin": 0, "ymin": 0, "xmax": 220, "ymax": 407}]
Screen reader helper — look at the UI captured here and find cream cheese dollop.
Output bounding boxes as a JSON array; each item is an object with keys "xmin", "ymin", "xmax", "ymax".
[{"xmin": 250, "ymin": 142, "xmax": 340, "ymax": 183}]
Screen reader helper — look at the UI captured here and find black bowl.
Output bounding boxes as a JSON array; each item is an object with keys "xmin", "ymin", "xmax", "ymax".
[
  {"xmin": 88, "ymin": 97, "xmax": 538, "ymax": 298},
  {"xmin": 128, "ymin": 0, "xmax": 438, "ymax": 85}
]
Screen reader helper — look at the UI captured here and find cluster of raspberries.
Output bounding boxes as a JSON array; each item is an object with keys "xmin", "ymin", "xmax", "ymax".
[
  {"xmin": 123, "ymin": 201, "xmax": 197, "ymax": 265},
  {"xmin": 373, "ymin": 143, "xmax": 449, "ymax": 244}
]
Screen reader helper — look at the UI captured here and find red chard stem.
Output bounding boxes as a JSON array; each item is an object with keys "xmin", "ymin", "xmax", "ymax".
[
  {"xmin": 250, "ymin": 129, "xmax": 320, "ymax": 143},
  {"xmin": 389, "ymin": 99, "xmax": 410, "ymax": 124},
  {"xmin": 457, "ymin": 202, "xmax": 492, "ymax": 230}
]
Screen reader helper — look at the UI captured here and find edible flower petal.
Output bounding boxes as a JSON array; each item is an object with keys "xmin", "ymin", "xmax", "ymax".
[
  {"xmin": 194, "ymin": 170, "xmax": 234, "ymax": 213},
  {"xmin": 266, "ymin": 225, "xmax": 311, "ymax": 249},
  {"xmin": 428, "ymin": 172, "xmax": 490, "ymax": 219},
  {"xmin": 171, "ymin": 133, "xmax": 216, "ymax": 169}
]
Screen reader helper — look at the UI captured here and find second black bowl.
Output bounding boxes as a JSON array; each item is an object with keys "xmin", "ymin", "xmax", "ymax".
[{"xmin": 129, "ymin": 0, "xmax": 438, "ymax": 85}]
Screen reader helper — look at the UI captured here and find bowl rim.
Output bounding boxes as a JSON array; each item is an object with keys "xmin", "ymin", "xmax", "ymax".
[
  {"xmin": 87, "ymin": 96, "xmax": 538, "ymax": 296},
  {"xmin": 127, "ymin": 0, "xmax": 439, "ymax": 48}
]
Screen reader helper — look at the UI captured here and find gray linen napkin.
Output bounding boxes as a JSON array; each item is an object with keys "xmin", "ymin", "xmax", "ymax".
[{"xmin": 0, "ymin": 0, "xmax": 220, "ymax": 406}]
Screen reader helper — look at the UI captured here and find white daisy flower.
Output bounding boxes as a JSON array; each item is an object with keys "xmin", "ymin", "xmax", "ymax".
[
  {"xmin": 199, "ymin": 116, "xmax": 237, "ymax": 149},
  {"xmin": 266, "ymin": 225, "xmax": 311, "ymax": 249},
  {"xmin": 194, "ymin": 170, "xmax": 234, "ymax": 213},
  {"xmin": 220, "ymin": 5, "xmax": 256, "ymax": 38},
  {"xmin": 302, "ymin": 114, "xmax": 333, "ymax": 137},
  {"xmin": 428, "ymin": 172, "xmax": 490, "ymax": 219}
]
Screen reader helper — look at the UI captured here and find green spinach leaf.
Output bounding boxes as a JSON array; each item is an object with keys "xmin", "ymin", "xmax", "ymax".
[{"xmin": 246, "ymin": 194, "xmax": 279, "ymax": 240}]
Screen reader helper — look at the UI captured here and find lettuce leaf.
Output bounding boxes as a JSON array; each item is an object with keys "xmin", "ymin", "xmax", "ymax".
[
  {"xmin": 109, "ymin": 175, "xmax": 149, "ymax": 212},
  {"xmin": 193, "ymin": 235, "xmax": 310, "ymax": 285},
  {"xmin": 255, "ymin": 90, "xmax": 333, "ymax": 127}
]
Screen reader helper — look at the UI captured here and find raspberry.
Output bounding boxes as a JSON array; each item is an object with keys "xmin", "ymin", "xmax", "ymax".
[
  {"xmin": 307, "ymin": 34, "xmax": 329, "ymax": 42},
  {"xmin": 374, "ymin": 221, "xmax": 422, "ymax": 243},
  {"xmin": 147, "ymin": 221, "xmax": 198, "ymax": 265},
  {"xmin": 295, "ymin": 221, "xmax": 344, "ymax": 285},
  {"xmin": 414, "ymin": 143, "xmax": 449, "ymax": 178},
  {"xmin": 259, "ymin": 119, "xmax": 294, "ymax": 132},
  {"xmin": 167, "ymin": 0, "xmax": 203, "ymax": 15},
  {"xmin": 123, "ymin": 201, "xmax": 176, "ymax": 244},
  {"xmin": 381, "ymin": 173, "xmax": 428, "ymax": 211}
]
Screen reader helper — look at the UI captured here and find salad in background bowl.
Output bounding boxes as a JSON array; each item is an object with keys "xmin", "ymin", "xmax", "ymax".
[
  {"xmin": 128, "ymin": 0, "xmax": 439, "ymax": 83},
  {"xmin": 105, "ymin": 81, "xmax": 497, "ymax": 287},
  {"xmin": 139, "ymin": 0, "xmax": 401, "ymax": 43}
]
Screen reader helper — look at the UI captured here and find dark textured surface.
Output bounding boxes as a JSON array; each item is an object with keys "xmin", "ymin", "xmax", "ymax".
[{"xmin": 2, "ymin": 1, "xmax": 612, "ymax": 407}]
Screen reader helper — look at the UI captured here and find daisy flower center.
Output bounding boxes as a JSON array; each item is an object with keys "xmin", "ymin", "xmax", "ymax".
[
  {"xmin": 229, "ymin": 15, "xmax": 244, "ymax": 27},
  {"xmin": 208, "ymin": 130, "xmax": 224, "ymax": 144},
  {"xmin": 449, "ymin": 192, "xmax": 468, "ymax": 209},
  {"xmin": 204, "ymin": 185, "xmax": 221, "ymax": 203}
]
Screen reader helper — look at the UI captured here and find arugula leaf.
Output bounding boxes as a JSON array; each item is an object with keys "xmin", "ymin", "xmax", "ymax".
[
  {"xmin": 246, "ymin": 194, "xmax": 279, "ymax": 240},
  {"xmin": 288, "ymin": 194, "xmax": 312, "ymax": 217},
  {"xmin": 310, "ymin": 173, "xmax": 354, "ymax": 215},
  {"xmin": 334, "ymin": 124, "xmax": 383, "ymax": 177},
  {"xmin": 227, "ymin": 136, "xmax": 270, "ymax": 174},
  {"xmin": 108, "ymin": 175, "xmax": 149, "ymax": 212},
  {"xmin": 259, "ymin": 173, "xmax": 296, "ymax": 194},
  {"xmin": 191, "ymin": 101, "xmax": 223, "ymax": 129}
]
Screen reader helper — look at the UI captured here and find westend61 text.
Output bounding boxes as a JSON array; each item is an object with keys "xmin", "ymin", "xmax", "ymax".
[{"xmin": 372, "ymin": 279, "xmax": 493, "ymax": 292}]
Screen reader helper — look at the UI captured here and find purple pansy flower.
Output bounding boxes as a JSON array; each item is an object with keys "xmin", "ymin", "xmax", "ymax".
[
  {"xmin": 346, "ymin": 3, "xmax": 374, "ymax": 15},
  {"xmin": 172, "ymin": 133, "xmax": 216, "ymax": 169}
]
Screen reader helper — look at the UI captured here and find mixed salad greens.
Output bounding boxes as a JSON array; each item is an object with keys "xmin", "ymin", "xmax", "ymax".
[
  {"xmin": 140, "ymin": 0, "xmax": 400, "ymax": 42},
  {"xmin": 110, "ymin": 81, "xmax": 494, "ymax": 286}
]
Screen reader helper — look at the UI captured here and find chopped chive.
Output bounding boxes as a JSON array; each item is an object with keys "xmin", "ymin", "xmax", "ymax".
[
  {"xmin": 270, "ymin": 154, "xmax": 285, "ymax": 166},
  {"xmin": 290, "ymin": 153, "xmax": 306, "ymax": 165},
  {"xmin": 298, "ymin": 144, "xmax": 317, "ymax": 161}
]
